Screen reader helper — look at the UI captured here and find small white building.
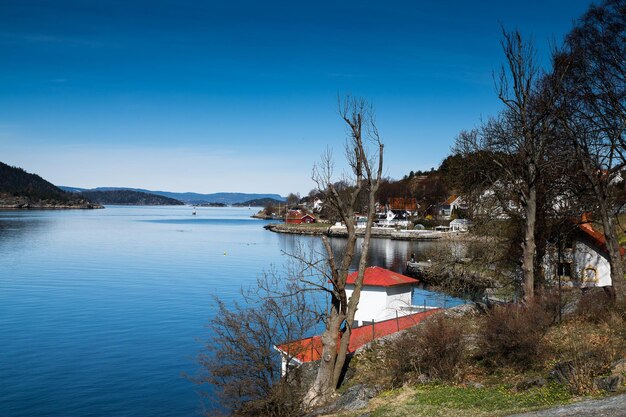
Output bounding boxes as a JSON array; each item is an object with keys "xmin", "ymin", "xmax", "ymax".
[
  {"xmin": 450, "ymin": 218, "xmax": 472, "ymax": 232},
  {"xmin": 313, "ymin": 198, "xmax": 323, "ymax": 213},
  {"xmin": 345, "ymin": 266, "xmax": 419, "ymax": 326},
  {"xmin": 543, "ymin": 222, "xmax": 625, "ymax": 288}
]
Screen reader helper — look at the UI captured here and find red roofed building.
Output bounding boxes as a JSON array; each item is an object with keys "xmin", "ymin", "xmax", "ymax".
[
  {"xmin": 543, "ymin": 219, "xmax": 625, "ymax": 288},
  {"xmin": 275, "ymin": 309, "xmax": 440, "ymax": 374},
  {"xmin": 346, "ymin": 267, "xmax": 419, "ymax": 326},
  {"xmin": 388, "ymin": 197, "xmax": 418, "ymax": 212},
  {"xmin": 285, "ymin": 209, "xmax": 316, "ymax": 224}
]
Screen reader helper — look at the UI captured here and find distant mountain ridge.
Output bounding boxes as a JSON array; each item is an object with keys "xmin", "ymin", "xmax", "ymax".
[{"xmin": 59, "ymin": 186, "xmax": 286, "ymax": 205}]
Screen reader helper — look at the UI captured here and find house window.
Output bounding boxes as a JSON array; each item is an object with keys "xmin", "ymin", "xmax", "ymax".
[
  {"xmin": 582, "ymin": 267, "xmax": 597, "ymax": 282},
  {"xmin": 557, "ymin": 262, "xmax": 572, "ymax": 279}
]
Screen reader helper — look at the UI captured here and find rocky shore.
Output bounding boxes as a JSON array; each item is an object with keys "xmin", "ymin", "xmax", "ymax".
[{"xmin": 0, "ymin": 195, "xmax": 103, "ymax": 209}]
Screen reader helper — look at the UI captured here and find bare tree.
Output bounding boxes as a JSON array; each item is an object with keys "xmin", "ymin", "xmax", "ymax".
[
  {"xmin": 455, "ymin": 30, "xmax": 558, "ymax": 302},
  {"xmin": 286, "ymin": 192, "xmax": 301, "ymax": 208},
  {"xmin": 194, "ymin": 267, "xmax": 319, "ymax": 416},
  {"xmin": 552, "ymin": 0, "xmax": 626, "ymax": 301},
  {"xmin": 302, "ymin": 96, "xmax": 384, "ymax": 406}
]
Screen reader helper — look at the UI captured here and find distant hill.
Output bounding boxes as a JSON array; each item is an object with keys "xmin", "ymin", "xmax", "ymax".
[
  {"xmin": 60, "ymin": 186, "xmax": 285, "ymax": 205},
  {"xmin": 0, "ymin": 162, "xmax": 100, "ymax": 209},
  {"xmin": 79, "ymin": 190, "xmax": 184, "ymax": 206},
  {"xmin": 232, "ymin": 197, "xmax": 284, "ymax": 207}
]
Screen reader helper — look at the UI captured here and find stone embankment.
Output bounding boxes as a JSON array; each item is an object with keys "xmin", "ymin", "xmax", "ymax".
[
  {"xmin": 264, "ymin": 223, "xmax": 445, "ymax": 241},
  {"xmin": 0, "ymin": 195, "xmax": 103, "ymax": 209}
]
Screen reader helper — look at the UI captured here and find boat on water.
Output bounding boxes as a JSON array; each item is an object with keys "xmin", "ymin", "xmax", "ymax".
[{"xmin": 192, "ymin": 207, "xmax": 197, "ymax": 215}]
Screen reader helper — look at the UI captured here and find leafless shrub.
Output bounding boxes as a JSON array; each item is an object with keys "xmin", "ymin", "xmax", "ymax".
[
  {"xmin": 478, "ymin": 303, "xmax": 553, "ymax": 370},
  {"xmin": 384, "ymin": 314, "xmax": 468, "ymax": 385},
  {"xmin": 575, "ymin": 289, "xmax": 617, "ymax": 323}
]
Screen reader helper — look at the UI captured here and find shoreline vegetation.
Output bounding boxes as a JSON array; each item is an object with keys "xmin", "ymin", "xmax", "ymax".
[{"xmin": 0, "ymin": 194, "xmax": 103, "ymax": 210}]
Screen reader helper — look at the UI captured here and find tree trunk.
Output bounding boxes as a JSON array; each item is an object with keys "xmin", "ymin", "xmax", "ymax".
[
  {"xmin": 303, "ymin": 303, "xmax": 342, "ymax": 406},
  {"xmin": 521, "ymin": 184, "xmax": 537, "ymax": 302}
]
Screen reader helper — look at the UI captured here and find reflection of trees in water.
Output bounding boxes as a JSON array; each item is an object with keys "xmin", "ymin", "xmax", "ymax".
[
  {"xmin": 277, "ymin": 234, "xmax": 440, "ymax": 274},
  {"xmin": 275, "ymin": 234, "xmax": 467, "ymax": 306},
  {"xmin": 0, "ymin": 217, "xmax": 48, "ymax": 249}
]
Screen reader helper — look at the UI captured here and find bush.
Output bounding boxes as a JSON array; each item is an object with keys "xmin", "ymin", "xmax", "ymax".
[
  {"xmin": 478, "ymin": 303, "xmax": 553, "ymax": 371},
  {"xmin": 546, "ymin": 317, "xmax": 624, "ymax": 395},
  {"xmin": 385, "ymin": 314, "xmax": 468, "ymax": 385},
  {"xmin": 575, "ymin": 289, "xmax": 616, "ymax": 323}
]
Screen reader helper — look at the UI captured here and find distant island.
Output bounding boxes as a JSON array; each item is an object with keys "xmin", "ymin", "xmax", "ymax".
[
  {"xmin": 60, "ymin": 186, "xmax": 285, "ymax": 205},
  {"xmin": 0, "ymin": 162, "xmax": 101, "ymax": 209},
  {"xmin": 79, "ymin": 189, "xmax": 184, "ymax": 206},
  {"xmin": 197, "ymin": 202, "xmax": 227, "ymax": 207},
  {"xmin": 232, "ymin": 197, "xmax": 284, "ymax": 207}
]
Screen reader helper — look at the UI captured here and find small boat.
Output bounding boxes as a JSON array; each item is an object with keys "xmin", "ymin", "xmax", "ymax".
[{"xmin": 192, "ymin": 207, "xmax": 197, "ymax": 215}]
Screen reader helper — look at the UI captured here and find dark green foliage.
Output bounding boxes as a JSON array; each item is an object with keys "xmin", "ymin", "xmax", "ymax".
[
  {"xmin": 232, "ymin": 198, "xmax": 284, "ymax": 207},
  {"xmin": 79, "ymin": 190, "xmax": 184, "ymax": 205},
  {"xmin": 0, "ymin": 161, "xmax": 74, "ymax": 203}
]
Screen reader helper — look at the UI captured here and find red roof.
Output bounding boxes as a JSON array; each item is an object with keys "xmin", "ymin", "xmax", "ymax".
[
  {"xmin": 579, "ymin": 222, "xmax": 625, "ymax": 256},
  {"xmin": 444, "ymin": 195, "xmax": 458, "ymax": 205},
  {"xmin": 275, "ymin": 309, "xmax": 441, "ymax": 363},
  {"xmin": 286, "ymin": 210, "xmax": 315, "ymax": 220},
  {"xmin": 346, "ymin": 266, "xmax": 418, "ymax": 287}
]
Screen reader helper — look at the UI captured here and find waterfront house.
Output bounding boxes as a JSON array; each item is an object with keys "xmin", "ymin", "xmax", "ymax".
[
  {"xmin": 346, "ymin": 266, "xmax": 419, "ymax": 326},
  {"xmin": 543, "ymin": 221, "xmax": 625, "ymax": 288},
  {"xmin": 388, "ymin": 197, "xmax": 418, "ymax": 213},
  {"xmin": 274, "ymin": 309, "xmax": 440, "ymax": 376},
  {"xmin": 285, "ymin": 210, "xmax": 316, "ymax": 224}
]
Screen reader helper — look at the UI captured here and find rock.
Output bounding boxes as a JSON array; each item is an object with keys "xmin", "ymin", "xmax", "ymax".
[
  {"xmin": 466, "ymin": 381, "xmax": 484, "ymax": 389},
  {"xmin": 610, "ymin": 359, "xmax": 626, "ymax": 376},
  {"xmin": 593, "ymin": 374, "xmax": 624, "ymax": 392},
  {"xmin": 306, "ymin": 384, "xmax": 381, "ymax": 416},
  {"xmin": 334, "ymin": 384, "xmax": 380, "ymax": 411},
  {"xmin": 549, "ymin": 360, "xmax": 576, "ymax": 385},
  {"xmin": 515, "ymin": 377, "xmax": 547, "ymax": 391}
]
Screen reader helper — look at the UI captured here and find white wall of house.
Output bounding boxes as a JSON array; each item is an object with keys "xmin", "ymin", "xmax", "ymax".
[
  {"xmin": 543, "ymin": 239, "xmax": 612, "ymax": 287},
  {"xmin": 573, "ymin": 240, "xmax": 612, "ymax": 287},
  {"xmin": 347, "ymin": 284, "xmax": 413, "ymax": 325}
]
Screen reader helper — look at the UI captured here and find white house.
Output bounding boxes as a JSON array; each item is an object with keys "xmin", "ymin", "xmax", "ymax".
[
  {"xmin": 439, "ymin": 195, "xmax": 466, "ymax": 219},
  {"xmin": 450, "ymin": 218, "xmax": 472, "ymax": 232},
  {"xmin": 313, "ymin": 198, "xmax": 323, "ymax": 213},
  {"xmin": 543, "ymin": 222, "xmax": 625, "ymax": 288},
  {"xmin": 345, "ymin": 266, "xmax": 419, "ymax": 326}
]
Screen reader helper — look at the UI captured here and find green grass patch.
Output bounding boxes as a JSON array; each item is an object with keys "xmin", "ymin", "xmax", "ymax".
[{"xmin": 369, "ymin": 384, "xmax": 573, "ymax": 417}]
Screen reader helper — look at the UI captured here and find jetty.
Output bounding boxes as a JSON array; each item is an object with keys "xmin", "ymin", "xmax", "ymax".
[{"xmin": 264, "ymin": 223, "xmax": 443, "ymax": 241}]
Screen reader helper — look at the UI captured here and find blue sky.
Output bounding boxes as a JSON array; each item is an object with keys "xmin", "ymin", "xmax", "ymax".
[{"xmin": 1, "ymin": 0, "xmax": 594, "ymax": 195}]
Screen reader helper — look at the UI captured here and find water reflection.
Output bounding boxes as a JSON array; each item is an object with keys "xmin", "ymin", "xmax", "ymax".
[
  {"xmin": 0, "ymin": 213, "xmax": 49, "ymax": 251},
  {"xmin": 277, "ymin": 233, "xmax": 439, "ymax": 274},
  {"xmin": 275, "ymin": 234, "xmax": 466, "ymax": 308}
]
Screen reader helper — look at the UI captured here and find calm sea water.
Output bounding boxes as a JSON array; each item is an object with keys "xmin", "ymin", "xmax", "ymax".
[{"xmin": 0, "ymin": 206, "xmax": 458, "ymax": 416}]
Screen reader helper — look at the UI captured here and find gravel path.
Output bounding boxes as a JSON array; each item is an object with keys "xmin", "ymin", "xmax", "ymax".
[{"xmin": 509, "ymin": 394, "xmax": 626, "ymax": 417}]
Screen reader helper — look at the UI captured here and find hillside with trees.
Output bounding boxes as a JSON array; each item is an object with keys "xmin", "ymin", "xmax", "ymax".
[
  {"xmin": 232, "ymin": 197, "xmax": 283, "ymax": 207},
  {"xmin": 79, "ymin": 190, "xmax": 184, "ymax": 206},
  {"xmin": 0, "ymin": 162, "xmax": 101, "ymax": 209}
]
